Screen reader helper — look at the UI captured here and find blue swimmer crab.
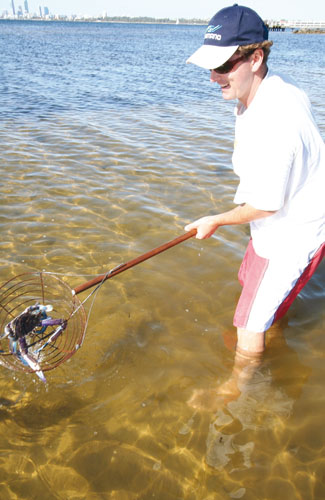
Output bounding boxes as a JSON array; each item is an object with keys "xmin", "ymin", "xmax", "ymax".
[{"xmin": 2, "ymin": 303, "xmax": 67, "ymax": 383}]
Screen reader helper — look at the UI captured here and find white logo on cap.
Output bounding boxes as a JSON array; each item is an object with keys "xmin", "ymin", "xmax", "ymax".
[
  {"xmin": 205, "ymin": 24, "xmax": 222, "ymax": 41},
  {"xmin": 206, "ymin": 24, "xmax": 222, "ymax": 33}
]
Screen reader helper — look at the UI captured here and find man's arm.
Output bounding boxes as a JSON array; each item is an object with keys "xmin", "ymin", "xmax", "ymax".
[{"xmin": 185, "ymin": 203, "xmax": 276, "ymax": 239}]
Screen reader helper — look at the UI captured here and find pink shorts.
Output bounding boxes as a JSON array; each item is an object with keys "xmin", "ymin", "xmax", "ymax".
[{"xmin": 233, "ymin": 239, "xmax": 325, "ymax": 332}]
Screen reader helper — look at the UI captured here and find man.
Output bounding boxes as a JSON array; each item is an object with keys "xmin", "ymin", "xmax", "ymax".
[{"xmin": 185, "ymin": 5, "xmax": 325, "ymax": 359}]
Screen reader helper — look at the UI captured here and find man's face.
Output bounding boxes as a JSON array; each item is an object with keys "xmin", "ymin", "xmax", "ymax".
[{"xmin": 210, "ymin": 52, "xmax": 258, "ymax": 107}]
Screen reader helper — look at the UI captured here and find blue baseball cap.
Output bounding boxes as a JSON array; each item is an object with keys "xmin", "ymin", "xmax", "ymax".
[{"xmin": 187, "ymin": 4, "xmax": 269, "ymax": 69}]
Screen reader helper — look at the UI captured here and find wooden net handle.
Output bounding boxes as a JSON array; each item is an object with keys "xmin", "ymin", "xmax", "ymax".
[{"xmin": 73, "ymin": 229, "xmax": 197, "ymax": 295}]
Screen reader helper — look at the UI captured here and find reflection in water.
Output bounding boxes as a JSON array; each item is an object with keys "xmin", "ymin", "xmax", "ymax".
[{"xmin": 193, "ymin": 319, "xmax": 313, "ymax": 498}]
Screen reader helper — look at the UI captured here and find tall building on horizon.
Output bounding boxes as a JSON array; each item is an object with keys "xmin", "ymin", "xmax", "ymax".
[
  {"xmin": 24, "ymin": 0, "xmax": 29, "ymax": 13},
  {"xmin": 11, "ymin": 0, "xmax": 15, "ymax": 15}
]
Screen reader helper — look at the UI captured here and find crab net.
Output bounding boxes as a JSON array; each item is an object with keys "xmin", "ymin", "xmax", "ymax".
[{"xmin": 0, "ymin": 272, "xmax": 87, "ymax": 375}]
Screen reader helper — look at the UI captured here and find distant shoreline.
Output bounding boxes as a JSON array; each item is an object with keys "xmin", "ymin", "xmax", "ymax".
[
  {"xmin": 0, "ymin": 17, "xmax": 208, "ymax": 25},
  {"xmin": 2, "ymin": 19, "xmax": 324, "ymax": 33},
  {"xmin": 293, "ymin": 28, "xmax": 325, "ymax": 34}
]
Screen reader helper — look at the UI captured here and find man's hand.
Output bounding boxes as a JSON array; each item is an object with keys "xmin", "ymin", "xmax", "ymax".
[{"xmin": 185, "ymin": 216, "xmax": 220, "ymax": 239}]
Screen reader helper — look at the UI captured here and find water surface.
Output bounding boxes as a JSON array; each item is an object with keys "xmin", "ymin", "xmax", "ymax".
[{"xmin": 0, "ymin": 21, "xmax": 324, "ymax": 499}]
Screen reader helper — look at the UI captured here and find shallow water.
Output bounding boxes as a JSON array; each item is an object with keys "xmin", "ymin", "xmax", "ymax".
[{"xmin": 0, "ymin": 21, "xmax": 324, "ymax": 499}]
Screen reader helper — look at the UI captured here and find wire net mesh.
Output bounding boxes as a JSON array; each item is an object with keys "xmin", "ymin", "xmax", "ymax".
[{"xmin": 0, "ymin": 272, "xmax": 87, "ymax": 374}]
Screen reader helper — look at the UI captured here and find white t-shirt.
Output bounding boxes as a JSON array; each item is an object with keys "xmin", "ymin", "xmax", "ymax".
[{"xmin": 232, "ymin": 71, "xmax": 325, "ymax": 259}]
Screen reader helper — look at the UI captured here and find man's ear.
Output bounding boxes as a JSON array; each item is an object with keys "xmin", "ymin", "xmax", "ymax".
[{"xmin": 251, "ymin": 48, "xmax": 265, "ymax": 73}]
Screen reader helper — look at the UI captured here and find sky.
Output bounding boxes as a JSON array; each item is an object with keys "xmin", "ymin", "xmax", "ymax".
[{"xmin": 2, "ymin": 0, "xmax": 325, "ymax": 21}]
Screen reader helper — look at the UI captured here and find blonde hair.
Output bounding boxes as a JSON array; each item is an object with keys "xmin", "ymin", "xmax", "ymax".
[{"xmin": 236, "ymin": 41, "xmax": 273, "ymax": 64}]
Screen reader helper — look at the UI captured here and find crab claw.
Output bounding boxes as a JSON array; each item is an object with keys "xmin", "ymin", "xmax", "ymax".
[
  {"xmin": 29, "ymin": 304, "xmax": 53, "ymax": 315},
  {"xmin": 20, "ymin": 351, "xmax": 47, "ymax": 383}
]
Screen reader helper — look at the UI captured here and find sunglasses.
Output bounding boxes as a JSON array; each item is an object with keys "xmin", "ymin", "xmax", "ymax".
[{"xmin": 211, "ymin": 52, "xmax": 252, "ymax": 74}]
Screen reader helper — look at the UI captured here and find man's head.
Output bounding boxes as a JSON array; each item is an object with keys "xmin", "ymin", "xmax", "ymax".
[
  {"xmin": 187, "ymin": 5, "xmax": 273, "ymax": 107},
  {"xmin": 187, "ymin": 4, "xmax": 272, "ymax": 71}
]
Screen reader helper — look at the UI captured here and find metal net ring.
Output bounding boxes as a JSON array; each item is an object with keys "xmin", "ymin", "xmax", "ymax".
[{"xmin": 0, "ymin": 272, "xmax": 87, "ymax": 374}]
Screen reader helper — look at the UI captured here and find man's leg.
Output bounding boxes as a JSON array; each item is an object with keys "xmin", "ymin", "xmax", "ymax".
[
  {"xmin": 236, "ymin": 327, "xmax": 265, "ymax": 354},
  {"xmin": 187, "ymin": 329, "xmax": 265, "ymax": 410}
]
